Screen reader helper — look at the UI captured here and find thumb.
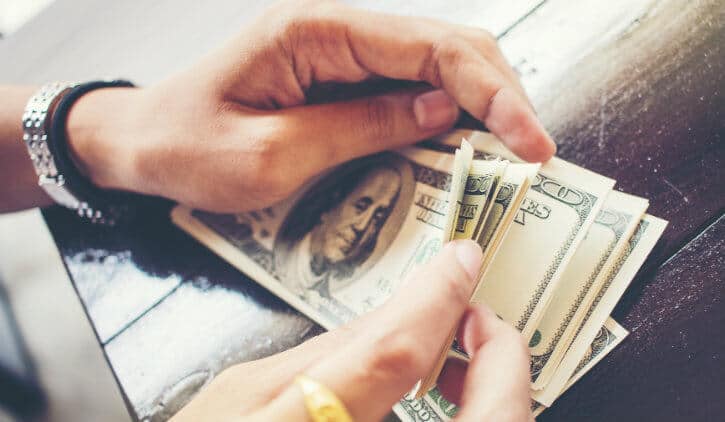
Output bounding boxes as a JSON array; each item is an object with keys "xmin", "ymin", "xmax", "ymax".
[{"xmin": 272, "ymin": 88, "xmax": 459, "ymax": 176}]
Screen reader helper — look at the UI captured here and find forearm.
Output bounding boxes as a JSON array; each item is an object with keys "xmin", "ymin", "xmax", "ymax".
[
  {"xmin": 0, "ymin": 85, "xmax": 53, "ymax": 212},
  {"xmin": 0, "ymin": 85, "xmax": 144, "ymax": 213}
]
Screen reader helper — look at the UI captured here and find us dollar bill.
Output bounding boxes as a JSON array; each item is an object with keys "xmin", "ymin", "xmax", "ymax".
[
  {"xmin": 529, "ymin": 191, "xmax": 648, "ymax": 390},
  {"xmin": 430, "ymin": 130, "xmax": 616, "ymax": 341},
  {"xmin": 172, "ymin": 146, "xmax": 458, "ymax": 329},
  {"xmin": 532, "ymin": 317, "xmax": 628, "ymax": 417},
  {"xmin": 533, "ymin": 214, "xmax": 668, "ymax": 406}
]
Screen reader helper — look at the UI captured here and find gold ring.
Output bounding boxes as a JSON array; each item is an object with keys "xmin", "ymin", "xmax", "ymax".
[{"xmin": 295, "ymin": 375, "xmax": 354, "ymax": 422}]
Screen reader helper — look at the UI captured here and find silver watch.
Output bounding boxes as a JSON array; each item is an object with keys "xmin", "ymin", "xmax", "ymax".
[{"xmin": 22, "ymin": 82, "xmax": 104, "ymax": 221}]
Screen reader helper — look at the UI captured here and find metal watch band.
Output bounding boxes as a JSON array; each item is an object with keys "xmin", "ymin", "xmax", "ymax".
[{"xmin": 21, "ymin": 82, "xmax": 106, "ymax": 221}]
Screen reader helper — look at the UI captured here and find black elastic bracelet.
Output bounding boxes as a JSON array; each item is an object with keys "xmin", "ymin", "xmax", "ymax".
[{"xmin": 48, "ymin": 79, "xmax": 137, "ymax": 225}]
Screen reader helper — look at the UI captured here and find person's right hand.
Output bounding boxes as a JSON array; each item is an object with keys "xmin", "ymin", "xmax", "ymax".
[
  {"xmin": 172, "ymin": 240, "xmax": 532, "ymax": 422},
  {"xmin": 66, "ymin": 0, "xmax": 555, "ymax": 212}
]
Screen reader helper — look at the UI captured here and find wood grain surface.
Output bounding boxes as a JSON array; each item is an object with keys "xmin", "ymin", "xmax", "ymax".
[{"xmin": 1, "ymin": 0, "xmax": 722, "ymax": 420}]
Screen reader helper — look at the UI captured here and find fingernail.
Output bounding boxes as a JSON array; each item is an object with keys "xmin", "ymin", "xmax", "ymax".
[
  {"xmin": 413, "ymin": 89, "xmax": 459, "ymax": 129},
  {"xmin": 487, "ymin": 88, "xmax": 557, "ymax": 162},
  {"xmin": 546, "ymin": 134, "xmax": 558, "ymax": 158},
  {"xmin": 452, "ymin": 239, "xmax": 483, "ymax": 280},
  {"xmin": 537, "ymin": 129, "xmax": 557, "ymax": 162}
]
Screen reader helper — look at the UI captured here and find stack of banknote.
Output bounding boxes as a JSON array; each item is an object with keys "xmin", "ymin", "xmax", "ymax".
[{"xmin": 171, "ymin": 129, "xmax": 667, "ymax": 420}]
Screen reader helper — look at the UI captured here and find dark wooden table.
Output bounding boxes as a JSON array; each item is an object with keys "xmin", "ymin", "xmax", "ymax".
[{"xmin": 1, "ymin": 0, "xmax": 722, "ymax": 420}]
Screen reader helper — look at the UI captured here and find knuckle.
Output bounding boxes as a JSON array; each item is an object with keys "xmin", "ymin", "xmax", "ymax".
[
  {"xmin": 475, "ymin": 82, "xmax": 504, "ymax": 121},
  {"xmin": 475, "ymin": 28, "xmax": 497, "ymax": 49},
  {"xmin": 279, "ymin": 0, "xmax": 343, "ymax": 41},
  {"xmin": 362, "ymin": 332, "xmax": 425, "ymax": 383},
  {"xmin": 459, "ymin": 25, "xmax": 498, "ymax": 51},
  {"xmin": 435, "ymin": 35, "xmax": 470, "ymax": 69},
  {"xmin": 255, "ymin": 149, "xmax": 287, "ymax": 193},
  {"xmin": 255, "ymin": 137, "xmax": 283, "ymax": 171},
  {"xmin": 420, "ymin": 35, "xmax": 469, "ymax": 85},
  {"xmin": 282, "ymin": 13, "xmax": 314, "ymax": 40},
  {"xmin": 241, "ymin": 130, "xmax": 289, "ymax": 197},
  {"xmin": 279, "ymin": 16, "xmax": 313, "ymax": 52},
  {"xmin": 418, "ymin": 41, "xmax": 440, "ymax": 85},
  {"xmin": 361, "ymin": 96, "xmax": 396, "ymax": 141}
]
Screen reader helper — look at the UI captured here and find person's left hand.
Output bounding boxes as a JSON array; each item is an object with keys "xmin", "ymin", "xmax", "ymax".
[
  {"xmin": 66, "ymin": 0, "xmax": 555, "ymax": 213},
  {"xmin": 171, "ymin": 240, "xmax": 532, "ymax": 422}
]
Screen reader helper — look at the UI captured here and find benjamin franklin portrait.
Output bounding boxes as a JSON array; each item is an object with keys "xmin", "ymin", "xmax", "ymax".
[{"xmin": 274, "ymin": 153, "xmax": 415, "ymax": 299}]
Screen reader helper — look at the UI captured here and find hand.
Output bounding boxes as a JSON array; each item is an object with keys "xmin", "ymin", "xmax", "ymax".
[
  {"xmin": 171, "ymin": 240, "xmax": 531, "ymax": 422},
  {"xmin": 67, "ymin": 0, "xmax": 555, "ymax": 212}
]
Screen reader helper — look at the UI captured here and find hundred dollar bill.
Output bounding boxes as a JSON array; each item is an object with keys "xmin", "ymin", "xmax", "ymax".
[
  {"xmin": 530, "ymin": 191, "xmax": 648, "ymax": 390},
  {"xmin": 532, "ymin": 318, "xmax": 628, "ymax": 417},
  {"xmin": 441, "ymin": 140, "xmax": 473, "ymax": 242},
  {"xmin": 435, "ymin": 130, "xmax": 616, "ymax": 341},
  {"xmin": 533, "ymin": 214, "xmax": 668, "ymax": 406},
  {"xmin": 172, "ymin": 147, "xmax": 459, "ymax": 329}
]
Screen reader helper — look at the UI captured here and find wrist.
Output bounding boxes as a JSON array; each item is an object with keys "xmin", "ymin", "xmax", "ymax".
[{"xmin": 66, "ymin": 87, "xmax": 145, "ymax": 193}]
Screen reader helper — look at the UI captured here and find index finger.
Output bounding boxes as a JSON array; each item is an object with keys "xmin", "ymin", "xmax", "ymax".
[{"xmin": 339, "ymin": 7, "xmax": 556, "ymax": 162}]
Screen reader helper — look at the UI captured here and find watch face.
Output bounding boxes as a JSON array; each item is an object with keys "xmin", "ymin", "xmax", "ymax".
[{"xmin": 39, "ymin": 176, "xmax": 80, "ymax": 209}]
